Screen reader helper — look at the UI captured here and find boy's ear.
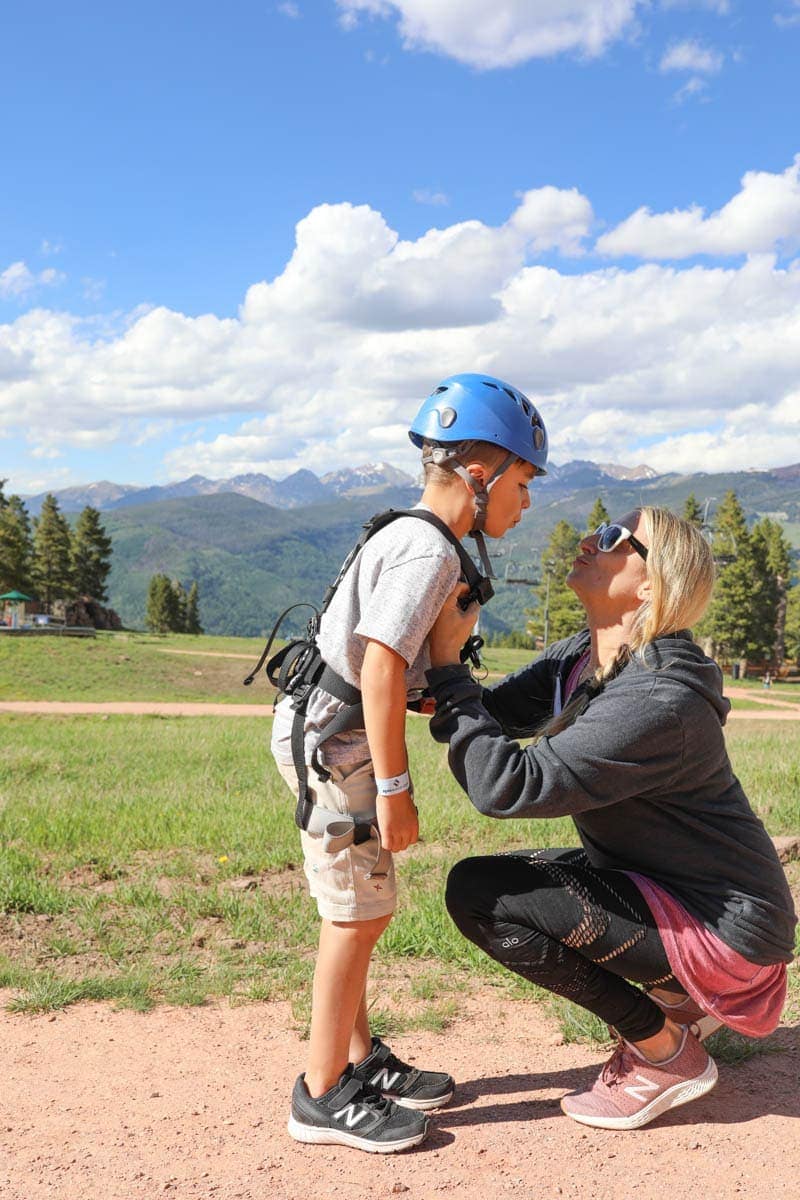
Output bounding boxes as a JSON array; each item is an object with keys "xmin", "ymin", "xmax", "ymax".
[
  {"xmin": 462, "ymin": 461, "xmax": 488, "ymax": 489},
  {"xmin": 636, "ymin": 577, "xmax": 652, "ymax": 602}
]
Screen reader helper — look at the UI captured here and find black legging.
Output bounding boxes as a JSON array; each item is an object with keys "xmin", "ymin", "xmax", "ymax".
[{"xmin": 446, "ymin": 848, "xmax": 678, "ymax": 1043}]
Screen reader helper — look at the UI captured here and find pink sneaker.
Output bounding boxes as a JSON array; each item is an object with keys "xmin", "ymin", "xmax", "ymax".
[
  {"xmin": 651, "ymin": 993, "xmax": 722, "ymax": 1042},
  {"xmin": 560, "ymin": 1029, "xmax": 718, "ymax": 1130}
]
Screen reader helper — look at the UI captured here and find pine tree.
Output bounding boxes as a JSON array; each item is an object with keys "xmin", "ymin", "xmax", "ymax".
[
  {"xmin": 0, "ymin": 494, "xmax": 34, "ymax": 593},
  {"xmin": 709, "ymin": 490, "xmax": 747, "ymax": 563},
  {"xmin": 785, "ymin": 584, "xmax": 800, "ymax": 664},
  {"xmin": 682, "ymin": 493, "xmax": 704, "ymax": 528},
  {"xmin": 751, "ymin": 518, "xmax": 793, "ymax": 663},
  {"xmin": 586, "ymin": 496, "xmax": 610, "ymax": 533},
  {"xmin": 146, "ymin": 574, "xmax": 179, "ymax": 633},
  {"xmin": 529, "ymin": 520, "xmax": 585, "ymax": 646},
  {"xmin": 703, "ymin": 492, "xmax": 775, "ymax": 661},
  {"xmin": 71, "ymin": 506, "xmax": 113, "ymax": 601},
  {"xmin": 185, "ymin": 580, "xmax": 203, "ymax": 634},
  {"xmin": 172, "ymin": 580, "xmax": 188, "ymax": 631},
  {"xmin": 32, "ymin": 494, "xmax": 74, "ymax": 611}
]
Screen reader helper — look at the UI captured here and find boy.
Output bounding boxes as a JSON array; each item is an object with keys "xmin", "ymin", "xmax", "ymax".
[{"xmin": 271, "ymin": 373, "xmax": 548, "ymax": 1152}]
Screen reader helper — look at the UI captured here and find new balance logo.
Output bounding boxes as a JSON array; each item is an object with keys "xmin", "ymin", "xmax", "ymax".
[
  {"xmin": 370, "ymin": 1068, "xmax": 402, "ymax": 1092},
  {"xmin": 332, "ymin": 1103, "xmax": 370, "ymax": 1129},
  {"xmin": 623, "ymin": 1074, "xmax": 661, "ymax": 1103}
]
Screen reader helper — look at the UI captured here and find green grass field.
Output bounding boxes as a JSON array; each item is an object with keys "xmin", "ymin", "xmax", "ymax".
[
  {"xmin": 1, "ymin": 636, "xmax": 797, "ymax": 1061},
  {"xmin": 3, "ymin": 632, "xmax": 797, "ymax": 707},
  {"xmin": 0, "ymin": 631, "xmax": 537, "ymax": 705},
  {"xmin": 0, "ymin": 631, "xmax": 271, "ymax": 704},
  {"xmin": 1, "ymin": 705, "xmax": 798, "ymax": 1051}
]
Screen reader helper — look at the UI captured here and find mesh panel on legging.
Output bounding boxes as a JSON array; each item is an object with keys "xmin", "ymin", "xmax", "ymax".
[{"xmin": 445, "ymin": 848, "xmax": 676, "ymax": 1044}]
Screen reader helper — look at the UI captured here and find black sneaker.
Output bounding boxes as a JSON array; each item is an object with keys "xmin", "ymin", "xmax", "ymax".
[
  {"xmin": 352, "ymin": 1037, "xmax": 454, "ymax": 1111},
  {"xmin": 288, "ymin": 1066, "xmax": 428, "ymax": 1153}
]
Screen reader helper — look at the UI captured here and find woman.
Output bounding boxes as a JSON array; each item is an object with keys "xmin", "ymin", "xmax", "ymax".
[{"xmin": 424, "ymin": 507, "xmax": 796, "ymax": 1131}]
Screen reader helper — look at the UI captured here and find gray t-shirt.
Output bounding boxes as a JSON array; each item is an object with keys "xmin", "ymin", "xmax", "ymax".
[{"xmin": 271, "ymin": 507, "xmax": 462, "ymax": 767}]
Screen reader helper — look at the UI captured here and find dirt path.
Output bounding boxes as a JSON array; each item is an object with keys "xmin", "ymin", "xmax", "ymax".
[
  {"xmin": 155, "ymin": 649, "xmax": 258, "ymax": 660},
  {"xmin": 723, "ymin": 687, "xmax": 800, "ymax": 710},
  {"xmin": 2, "ymin": 699, "xmax": 799, "ymax": 720},
  {"xmin": 2, "ymin": 993, "xmax": 798, "ymax": 1200},
  {"xmin": 0, "ymin": 701, "xmax": 274, "ymax": 717}
]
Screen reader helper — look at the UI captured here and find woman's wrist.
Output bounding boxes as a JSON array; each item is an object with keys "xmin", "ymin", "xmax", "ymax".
[
  {"xmin": 426, "ymin": 662, "xmax": 471, "ymax": 686},
  {"xmin": 429, "ymin": 646, "xmax": 462, "ymax": 668}
]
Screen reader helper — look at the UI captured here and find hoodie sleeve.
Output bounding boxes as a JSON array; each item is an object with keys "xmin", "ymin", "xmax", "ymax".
[
  {"xmin": 426, "ymin": 664, "xmax": 685, "ymax": 819},
  {"xmin": 480, "ymin": 659, "xmax": 557, "ymax": 737},
  {"xmin": 480, "ymin": 631, "xmax": 591, "ymax": 738}
]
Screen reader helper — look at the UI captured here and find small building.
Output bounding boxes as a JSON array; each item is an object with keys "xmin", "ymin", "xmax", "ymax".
[{"xmin": 0, "ymin": 589, "xmax": 34, "ymax": 629}]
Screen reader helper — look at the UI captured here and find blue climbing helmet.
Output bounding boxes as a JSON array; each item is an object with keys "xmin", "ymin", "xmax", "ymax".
[
  {"xmin": 408, "ymin": 372, "xmax": 548, "ymax": 476},
  {"xmin": 408, "ymin": 373, "xmax": 548, "ymax": 578}
]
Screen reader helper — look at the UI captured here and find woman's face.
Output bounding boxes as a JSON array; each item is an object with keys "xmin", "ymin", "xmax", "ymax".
[{"xmin": 566, "ymin": 509, "xmax": 651, "ymax": 614}]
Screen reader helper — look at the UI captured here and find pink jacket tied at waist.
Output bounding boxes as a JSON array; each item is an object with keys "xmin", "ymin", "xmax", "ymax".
[{"xmin": 629, "ymin": 872, "xmax": 788, "ymax": 1038}]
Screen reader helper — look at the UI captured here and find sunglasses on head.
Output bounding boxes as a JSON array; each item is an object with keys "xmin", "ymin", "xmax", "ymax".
[{"xmin": 592, "ymin": 522, "xmax": 649, "ymax": 561}]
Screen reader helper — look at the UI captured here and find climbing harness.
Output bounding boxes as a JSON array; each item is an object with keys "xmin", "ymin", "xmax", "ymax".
[{"xmin": 243, "ymin": 508, "xmax": 492, "ymax": 851}]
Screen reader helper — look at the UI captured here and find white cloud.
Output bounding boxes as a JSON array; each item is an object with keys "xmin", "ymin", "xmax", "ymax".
[
  {"xmin": 596, "ymin": 157, "xmax": 800, "ymax": 258},
  {"xmin": 1, "ymin": 262, "xmax": 37, "ymax": 298},
  {"xmin": 412, "ymin": 189, "xmax": 450, "ymax": 207},
  {"xmin": 3, "ymin": 170, "xmax": 800, "ymax": 482},
  {"xmin": 336, "ymin": 1, "xmax": 644, "ymax": 69},
  {"xmin": 775, "ymin": 2, "xmax": 800, "ymax": 28},
  {"xmin": 0, "ymin": 261, "xmax": 65, "ymax": 299},
  {"xmin": 40, "ymin": 239, "xmax": 64, "ymax": 256},
  {"xmin": 277, "ymin": 2, "xmax": 300, "ymax": 17},
  {"xmin": 660, "ymin": 1, "xmax": 730, "ymax": 14},
  {"xmin": 660, "ymin": 38, "xmax": 724, "ymax": 74},
  {"xmin": 239, "ymin": 186, "xmax": 593, "ymax": 331},
  {"xmin": 671, "ymin": 75, "xmax": 710, "ymax": 104}
]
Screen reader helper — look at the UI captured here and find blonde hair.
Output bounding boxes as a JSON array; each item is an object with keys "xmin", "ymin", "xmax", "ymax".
[{"xmin": 540, "ymin": 506, "xmax": 715, "ymax": 737}]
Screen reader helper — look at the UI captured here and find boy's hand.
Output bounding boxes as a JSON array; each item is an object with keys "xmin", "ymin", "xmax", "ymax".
[
  {"xmin": 376, "ymin": 791, "xmax": 419, "ymax": 852},
  {"xmin": 429, "ymin": 582, "xmax": 479, "ymax": 667}
]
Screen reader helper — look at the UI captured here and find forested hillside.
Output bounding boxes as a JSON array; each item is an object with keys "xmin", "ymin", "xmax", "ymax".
[{"xmin": 102, "ymin": 467, "xmax": 800, "ymax": 637}]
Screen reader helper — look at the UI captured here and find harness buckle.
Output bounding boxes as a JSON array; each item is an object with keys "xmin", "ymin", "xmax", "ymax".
[{"xmin": 289, "ymin": 678, "xmax": 314, "ymax": 708}]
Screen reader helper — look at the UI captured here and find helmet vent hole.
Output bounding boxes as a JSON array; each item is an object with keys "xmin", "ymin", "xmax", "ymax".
[
  {"xmin": 482, "ymin": 381, "xmax": 499, "ymax": 390},
  {"xmin": 433, "ymin": 385, "xmax": 449, "ymax": 395}
]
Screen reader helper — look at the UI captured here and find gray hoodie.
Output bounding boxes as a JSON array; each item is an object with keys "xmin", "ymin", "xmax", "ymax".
[{"xmin": 426, "ymin": 630, "xmax": 797, "ymax": 965}]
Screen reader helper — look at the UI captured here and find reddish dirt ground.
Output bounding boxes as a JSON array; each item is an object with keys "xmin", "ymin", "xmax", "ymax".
[
  {"xmin": 1, "ymin": 697, "xmax": 798, "ymax": 719},
  {"xmin": 2, "ymin": 991, "xmax": 798, "ymax": 1200}
]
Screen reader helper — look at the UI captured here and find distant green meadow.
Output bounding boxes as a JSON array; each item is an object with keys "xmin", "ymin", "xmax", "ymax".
[
  {"xmin": 1, "ymin": 635, "xmax": 797, "ymax": 1056},
  {"xmin": 2, "ymin": 629, "xmax": 795, "ymax": 707},
  {"xmin": 0, "ymin": 630, "xmax": 536, "ymax": 705}
]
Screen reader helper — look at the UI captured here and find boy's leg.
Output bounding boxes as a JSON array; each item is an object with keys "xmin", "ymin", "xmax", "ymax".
[
  {"xmin": 305, "ymin": 913, "xmax": 391, "ymax": 1098},
  {"xmin": 351, "ymin": 982, "xmax": 373, "ymax": 1066}
]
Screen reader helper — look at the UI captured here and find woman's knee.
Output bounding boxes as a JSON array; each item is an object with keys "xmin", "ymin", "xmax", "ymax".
[{"xmin": 445, "ymin": 856, "xmax": 502, "ymax": 930}]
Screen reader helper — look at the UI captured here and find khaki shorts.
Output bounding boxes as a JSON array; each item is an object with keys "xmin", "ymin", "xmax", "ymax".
[{"xmin": 276, "ymin": 759, "xmax": 396, "ymax": 922}]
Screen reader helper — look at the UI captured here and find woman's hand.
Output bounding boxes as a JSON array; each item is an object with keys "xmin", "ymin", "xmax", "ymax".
[{"xmin": 429, "ymin": 582, "xmax": 480, "ymax": 667}]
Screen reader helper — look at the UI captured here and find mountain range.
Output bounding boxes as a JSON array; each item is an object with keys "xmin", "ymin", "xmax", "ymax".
[
  {"xmin": 22, "ymin": 459, "xmax": 668, "ymax": 517},
  {"xmin": 63, "ymin": 458, "xmax": 800, "ymax": 639}
]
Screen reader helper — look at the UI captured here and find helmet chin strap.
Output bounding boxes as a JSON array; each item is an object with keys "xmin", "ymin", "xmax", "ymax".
[{"xmin": 421, "ymin": 443, "xmax": 516, "ymax": 580}]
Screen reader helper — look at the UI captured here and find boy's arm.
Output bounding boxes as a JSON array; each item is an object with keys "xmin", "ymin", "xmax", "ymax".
[{"xmin": 361, "ymin": 638, "xmax": 419, "ymax": 853}]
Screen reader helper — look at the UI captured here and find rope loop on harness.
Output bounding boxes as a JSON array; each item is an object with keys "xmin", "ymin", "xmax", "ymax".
[{"xmin": 242, "ymin": 602, "xmax": 320, "ymax": 687}]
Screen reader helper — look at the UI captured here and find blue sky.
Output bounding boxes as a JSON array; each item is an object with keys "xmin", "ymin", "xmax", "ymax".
[{"xmin": 2, "ymin": 1, "xmax": 800, "ymax": 495}]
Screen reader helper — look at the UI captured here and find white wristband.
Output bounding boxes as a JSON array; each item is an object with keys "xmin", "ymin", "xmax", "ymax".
[{"xmin": 376, "ymin": 771, "xmax": 411, "ymax": 796}]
